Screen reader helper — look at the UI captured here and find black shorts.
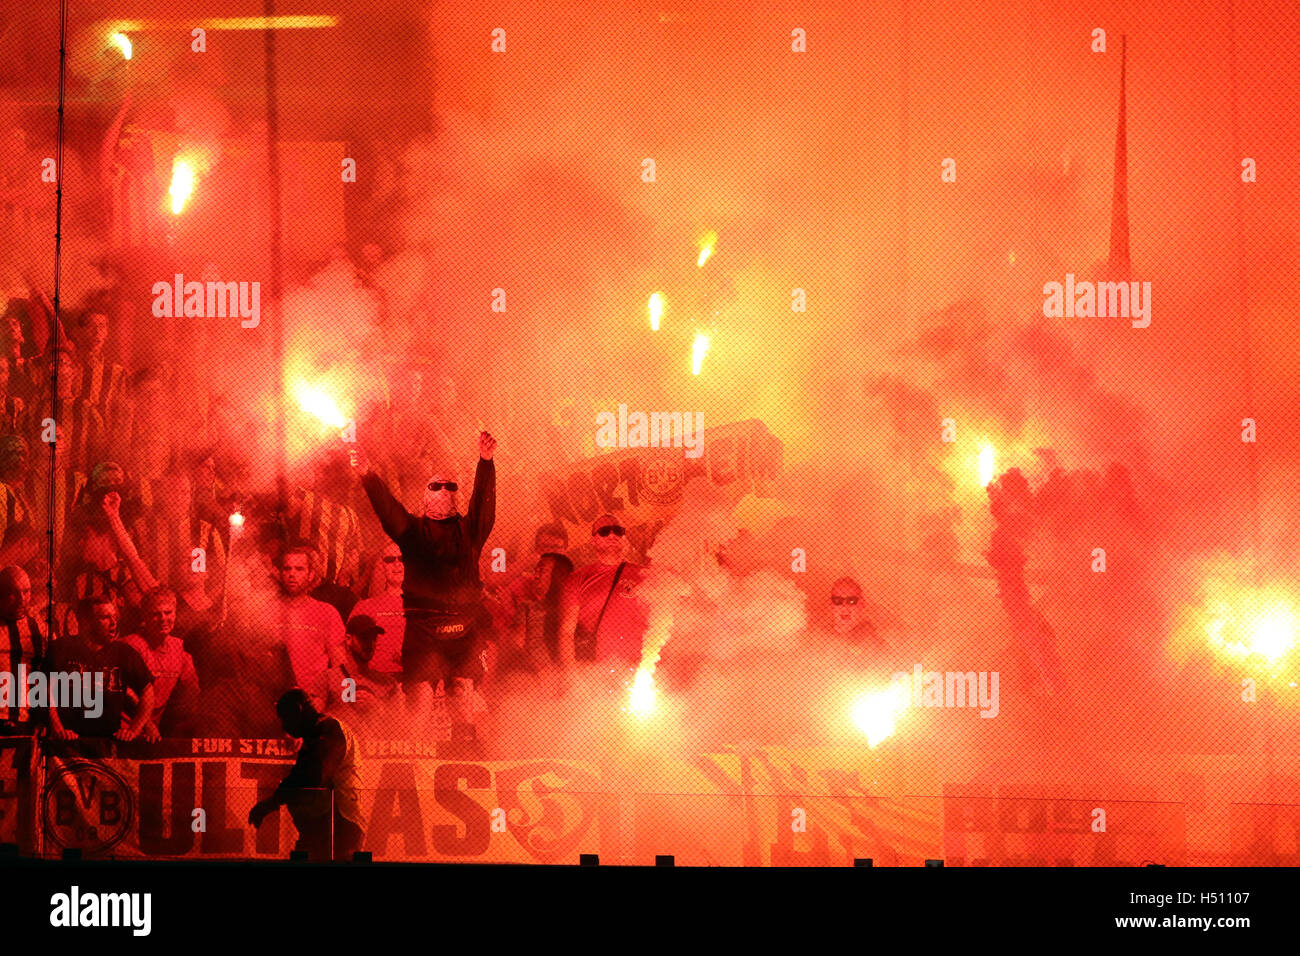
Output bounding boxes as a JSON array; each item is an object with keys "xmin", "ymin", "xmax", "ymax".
[{"xmin": 402, "ymin": 630, "xmax": 488, "ymax": 691}]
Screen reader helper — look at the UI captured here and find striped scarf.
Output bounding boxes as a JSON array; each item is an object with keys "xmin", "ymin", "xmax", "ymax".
[{"xmin": 0, "ymin": 613, "xmax": 49, "ymax": 723}]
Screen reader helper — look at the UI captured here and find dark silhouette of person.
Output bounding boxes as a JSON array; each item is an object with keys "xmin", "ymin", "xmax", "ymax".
[{"xmin": 248, "ymin": 689, "xmax": 364, "ymax": 861}]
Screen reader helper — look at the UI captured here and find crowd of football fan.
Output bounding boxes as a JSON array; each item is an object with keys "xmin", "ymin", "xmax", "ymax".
[{"xmin": 0, "ymin": 282, "xmax": 888, "ymax": 750}]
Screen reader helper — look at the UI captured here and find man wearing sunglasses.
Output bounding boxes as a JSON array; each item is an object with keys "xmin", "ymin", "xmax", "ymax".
[
  {"xmin": 355, "ymin": 432, "xmax": 496, "ymax": 729},
  {"xmin": 347, "ymin": 541, "xmax": 406, "ymax": 677},
  {"xmin": 556, "ymin": 514, "xmax": 650, "ymax": 694},
  {"xmin": 829, "ymin": 577, "xmax": 887, "ymax": 650}
]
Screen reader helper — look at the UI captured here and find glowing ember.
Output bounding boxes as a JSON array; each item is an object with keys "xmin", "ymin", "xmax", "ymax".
[
  {"xmin": 110, "ymin": 32, "xmax": 132, "ymax": 61},
  {"xmin": 691, "ymin": 332, "xmax": 710, "ymax": 376},
  {"xmin": 1203, "ymin": 588, "xmax": 1299, "ymax": 665},
  {"xmin": 228, "ymin": 510, "xmax": 245, "ymax": 529},
  {"xmin": 1249, "ymin": 605, "xmax": 1297, "ymax": 661},
  {"xmin": 648, "ymin": 292, "xmax": 664, "ymax": 331},
  {"xmin": 627, "ymin": 669, "xmax": 656, "ymax": 717},
  {"xmin": 294, "ymin": 382, "xmax": 347, "ymax": 429},
  {"xmin": 978, "ymin": 444, "xmax": 995, "ymax": 486},
  {"xmin": 697, "ymin": 231, "xmax": 717, "ymax": 267},
  {"xmin": 850, "ymin": 683, "xmax": 910, "ymax": 748},
  {"xmin": 169, "ymin": 158, "xmax": 195, "ymax": 214}
]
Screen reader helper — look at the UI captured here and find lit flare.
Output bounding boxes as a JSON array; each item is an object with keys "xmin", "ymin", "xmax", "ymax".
[
  {"xmin": 110, "ymin": 32, "xmax": 132, "ymax": 61},
  {"xmin": 626, "ymin": 669, "xmax": 656, "ymax": 717},
  {"xmin": 1207, "ymin": 596, "xmax": 1297, "ymax": 663},
  {"xmin": 697, "ymin": 231, "xmax": 717, "ymax": 267},
  {"xmin": 294, "ymin": 382, "xmax": 347, "ymax": 429},
  {"xmin": 850, "ymin": 683, "xmax": 910, "ymax": 747},
  {"xmin": 691, "ymin": 332, "xmax": 710, "ymax": 376},
  {"xmin": 648, "ymin": 293, "xmax": 664, "ymax": 331},
  {"xmin": 169, "ymin": 158, "xmax": 195, "ymax": 214},
  {"xmin": 978, "ymin": 444, "xmax": 995, "ymax": 487}
]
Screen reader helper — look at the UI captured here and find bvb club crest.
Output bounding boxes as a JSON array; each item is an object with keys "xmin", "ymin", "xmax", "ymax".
[
  {"xmin": 639, "ymin": 451, "xmax": 685, "ymax": 507},
  {"xmin": 42, "ymin": 761, "xmax": 135, "ymax": 855}
]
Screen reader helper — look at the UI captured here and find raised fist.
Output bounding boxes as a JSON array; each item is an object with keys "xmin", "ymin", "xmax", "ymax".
[
  {"xmin": 479, "ymin": 431, "xmax": 497, "ymax": 460},
  {"xmin": 349, "ymin": 446, "xmax": 367, "ymax": 474}
]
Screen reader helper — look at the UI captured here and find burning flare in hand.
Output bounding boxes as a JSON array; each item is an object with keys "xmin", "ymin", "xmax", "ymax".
[
  {"xmin": 691, "ymin": 332, "xmax": 710, "ymax": 376},
  {"xmin": 648, "ymin": 293, "xmax": 664, "ymax": 332},
  {"xmin": 169, "ymin": 158, "xmax": 195, "ymax": 215},
  {"xmin": 697, "ymin": 231, "xmax": 717, "ymax": 267},
  {"xmin": 294, "ymin": 382, "xmax": 347, "ymax": 429},
  {"xmin": 110, "ymin": 32, "xmax": 132, "ymax": 61},
  {"xmin": 1206, "ymin": 593, "xmax": 1298, "ymax": 664}
]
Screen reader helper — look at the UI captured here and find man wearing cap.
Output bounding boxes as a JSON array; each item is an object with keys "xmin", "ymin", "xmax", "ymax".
[
  {"xmin": 354, "ymin": 432, "xmax": 496, "ymax": 727},
  {"xmin": 556, "ymin": 514, "xmax": 651, "ymax": 694},
  {"xmin": 311, "ymin": 614, "xmax": 399, "ymax": 720}
]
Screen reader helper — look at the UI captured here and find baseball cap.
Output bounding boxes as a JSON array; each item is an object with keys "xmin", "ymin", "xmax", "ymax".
[
  {"xmin": 346, "ymin": 614, "xmax": 385, "ymax": 638},
  {"xmin": 89, "ymin": 461, "xmax": 125, "ymax": 490}
]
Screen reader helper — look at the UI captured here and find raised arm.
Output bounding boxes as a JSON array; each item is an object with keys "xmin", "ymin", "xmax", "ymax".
[
  {"xmin": 466, "ymin": 432, "xmax": 496, "ymax": 550},
  {"xmin": 358, "ymin": 466, "xmax": 413, "ymax": 541},
  {"xmin": 98, "ymin": 90, "xmax": 133, "ymax": 188},
  {"xmin": 101, "ymin": 492, "xmax": 159, "ymax": 595}
]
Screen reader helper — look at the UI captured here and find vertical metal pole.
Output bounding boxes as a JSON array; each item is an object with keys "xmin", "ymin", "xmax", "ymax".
[
  {"xmin": 46, "ymin": 0, "xmax": 69, "ymax": 644},
  {"xmin": 264, "ymin": 0, "xmax": 287, "ymax": 510}
]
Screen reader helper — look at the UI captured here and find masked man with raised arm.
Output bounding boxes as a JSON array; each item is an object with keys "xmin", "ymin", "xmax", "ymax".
[{"xmin": 354, "ymin": 432, "xmax": 496, "ymax": 729}]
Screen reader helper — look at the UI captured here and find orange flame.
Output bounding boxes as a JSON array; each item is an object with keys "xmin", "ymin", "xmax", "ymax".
[
  {"xmin": 627, "ymin": 669, "xmax": 656, "ymax": 717},
  {"xmin": 169, "ymin": 158, "xmax": 195, "ymax": 214},
  {"xmin": 294, "ymin": 382, "xmax": 347, "ymax": 429},
  {"xmin": 697, "ymin": 231, "xmax": 717, "ymax": 267},
  {"xmin": 110, "ymin": 32, "xmax": 132, "ymax": 61},
  {"xmin": 850, "ymin": 683, "xmax": 910, "ymax": 747},
  {"xmin": 648, "ymin": 292, "xmax": 664, "ymax": 331},
  {"xmin": 691, "ymin": 332, "xmax": 710, "ymax": 376}
]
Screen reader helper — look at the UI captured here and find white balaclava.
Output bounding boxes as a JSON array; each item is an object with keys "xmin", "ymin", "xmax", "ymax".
[{"xmin": 422, "ymin": 471, "xmax": 460, "ymax": 519}]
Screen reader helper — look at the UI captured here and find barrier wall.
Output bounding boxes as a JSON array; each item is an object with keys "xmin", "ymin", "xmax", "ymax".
[{"xmin": 8, "ymin": 736, "xmax": 1300, "ymax": 864}]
